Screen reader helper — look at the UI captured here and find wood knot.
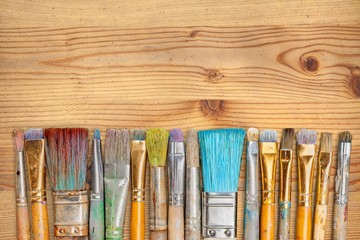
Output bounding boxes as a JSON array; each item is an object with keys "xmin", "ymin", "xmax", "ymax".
[
  {"xmin": 350, "ymin": 69, "xmax": 360, "ymax": 98},
  {"xmin": 200, "ymin": 100, "xmax": 224, "ymax": 116},
  {"xmin": 189, "ymin": 30, "xmax": 199, "ymax": 38},
  {"xmin": 302, "ymin": 56, "xmax": 319, "ymax": 73},
  {"xmin": 206, "ymin": 69, "xmax": 223, "ymax": 83}
]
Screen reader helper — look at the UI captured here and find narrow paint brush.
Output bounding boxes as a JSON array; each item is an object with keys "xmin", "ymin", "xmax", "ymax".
[
  {"xmin": 24, "ymin": 128, "xmax": 50, "ymax": 240},
  {"xmin": 313, "ymin": 132, "xmax": 332, "ymax": 240},
  {"xmin": 167, "ymin": 129, "xmax": 185, "ymax": 240},
  {"xmin": 130, "ymin": 130, "xmax": 147, "ymax": 240},
  {"xmin": 259, "ymin": 129, "xmax": 278, "ymax": 240},
  {"xmin": 13, "ymin": 129, "xmax": 30, "ymax": 240},
  {"xmin": 278, "ymin": 128, "xmax": 295, "ymax": 240},
  {"xmin": 146, "ymin": 128, "xmax": 169, "ymax": 240},
  {"xmin": 244, "ymin": 128, "xmax": 259, "ymax": 240},
  {"xmin": 45, "ymin": 128, "xmax": 89, "ymax": 239},
  {"xmin": 90, "ymin": 129, "xmax": 104, "ymax": 240},
  {"xmin": 104, "ymin": 129, "xmax": 130, "ymax": 240},
  {"xmin": 296, "ymin": 128, "xmax": 317, "ymax": 240},
  {"xmin": 198, "ymin": 128, "xmax": 245, "ymax": 239},
  {"xmin": 333, "ymin": 131, "xmax": 352, "ymax": 240},
  {"xmin": 185, "ymin": 129, "xmax": 201, "ymax": 240}
]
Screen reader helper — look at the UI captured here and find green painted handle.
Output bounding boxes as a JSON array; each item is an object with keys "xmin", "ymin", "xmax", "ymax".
[{"xmin": 90, "ymin": 199, "xmax": 105, "ymax": 240}]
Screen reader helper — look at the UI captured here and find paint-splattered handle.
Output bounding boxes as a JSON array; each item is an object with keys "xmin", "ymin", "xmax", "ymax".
[
  {"xmin": 278, "ymin": 201, "xmax": 291, "ymax": 240},
  {"xmin": 131, "ymin": 201, "xmax": 145, "ymax": 240},
  {"xmin": 31, "ymin": 201, "xmax": 50, "ymax": 240},
  {"xmin": 244, "ymin": 201, "xmax": 259, "ymax": 240},
  {"xmin": 313, "ymin": 204, "xmax": 328, "ymax": 240},
  {"xmin": 16, "ymin": 205, "xmax": 30, "ymax": 240},
  {"xmin": 150, "ymin": 230, "xmax": 167, "ymax": 240},
  {"xmin": 296, "ymin": 206, "xmax": 312, "ymax": 240},
  {"xmin": 260, "ymin": 204, "xmax": 275, "ymax": 240},
  {"xmin": 168, "ymin": 206, "xmax": 184, "ymax": 240},
  {"xmin": 333, "ymin": 203, "xmax": 348, "ymax": 240},
  {"xmin": 89, "ymin": 200, "xmax": 105, "ymax": 240}
]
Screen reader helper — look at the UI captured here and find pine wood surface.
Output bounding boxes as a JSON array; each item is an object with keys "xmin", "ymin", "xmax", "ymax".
[{"xmin": 1, "ymin": 1, "xmax": 360, "ymax": 239}]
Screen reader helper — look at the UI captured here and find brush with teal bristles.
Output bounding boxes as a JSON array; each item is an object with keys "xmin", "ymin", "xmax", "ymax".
[{"xmin": 198, "ymin": 128, "xmax": 246, "ymax": 239}]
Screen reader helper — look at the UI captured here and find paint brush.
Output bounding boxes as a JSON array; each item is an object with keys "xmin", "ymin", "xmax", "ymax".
[
  {"xmin": 90, "ymin": 129, "xmax": 104, "ymax": 240},
  {"xmin": 130, "ymin": 129, "xmax": 147, "ymax": 240},
  {"xmin": 333, "ymin": 131, "xmax": 352, "ymax": 240},
  {"xmin": 24, "ymin": 128, "xmax": 50, "ymax": 240},
  {"xmin": 198, "ymin": 128, "xmax": 245, "ymax": 239},
  {"xmin": 313, "ymin": 132, "xmax": 332, "ymax": 240},
  {"xmin": 296, "ymin": 128, "xmax": 317, "ymax": 240},
  {"xmin": 146, "ymin": 128, "xmax": 169, "ymax": 240},
  {"xmin": 167, "ymin": 129, "xmax": 185, "ymax": 240},
  {"xmin": 185, "ymin": 129, "xmax": 201, "ymax": 240},
  {"xmin": 13, "ymin": 129, "xmax": 30, "ymax": 240},
  {"xmin": 104, "ymin": 129, "xmax": 130, "ymax": 240},
  {"xmin": 45, "ymin": 128, "xmax": 89, "ymax": 239},
  {"xmin": 259, "ymin": 129, "xmax": 278, "ymax": 240},
  {"xmin": 278, "ymin": 128, "xmax": 295, "ymax": 240},
  {"xmin": 244, "ymin": 128, "xmax": 259, "ymax": 240}
]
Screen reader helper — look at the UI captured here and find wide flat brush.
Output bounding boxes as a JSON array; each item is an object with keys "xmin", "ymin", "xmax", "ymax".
[
  {"xmin": 198, "ymin": 128, "xmax": 245, "ymax": 239},
  {"xmin": 104, "ymin": 129, "xmax": 130, "ymax": 240},
  {"xmin": 45, "ymin": 128, "xmax": 89, "ymax": 239},
  {"xmin": 296, "ymin": 128, "xmax": 317, "ymax": 240},
  {"xmin": 24, "ymin": 128, "xmax": 50, "ymax": 240},
  {"xmin": 146, "ymin": 128, "xmax": 169, "ymax": 240},
  {"xmin": 333, "ymin": 131, "xmax": 352, "ymax": 240},
  {"xmin": 244, "ymin": 128, "xmax": 259, "ymax": 240},
  {"xmin": 13, "ymin": 129, "xmax": 30, "ymax": 240}
]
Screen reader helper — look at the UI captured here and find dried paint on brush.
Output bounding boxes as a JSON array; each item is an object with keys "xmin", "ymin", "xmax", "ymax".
[
  {"xmin": 146, "ymin": 128, "xmax": 169, "ymax": 167},
  {"xmin": 186, "ymin": 129, "xmax": 199, "ymax": 168},
  {"xmin": 170, "ymin": 128, "xmax": 184, "ymax": 142},
  {"xmin": 105, "ymin": 129, "xmax": 130, "ymax": 165},
  {"xmin": 24, "ymin": 128, "xmax": 44, "ymax": 140},
  {"xmin": 94, "ymin": 128, "xmax": 101, "ymax": 140},
  {"xmin": 247, "ymin": 127, "xmax": 259, "ymax": 142},
  {"xmin": 296, "ymin": 128, "xmax": 317, "ymax": 145},
  {"xmin": 281, "ymin": 128, "xmax": 294, "ymax": 150},
  {"xmin": 259, "ymin": 129, "xmax": 278, "ymax": 143},
  {"xmin": 131, "ymin": 129, "xmax": 146, "ymax": 141},
  {"xmin": 13, "ymin": 129, "xmax": 24, "ymax": 152}
]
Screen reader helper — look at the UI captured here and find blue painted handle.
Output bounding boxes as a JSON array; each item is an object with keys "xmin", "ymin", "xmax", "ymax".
[
  {"xmin": 90, "ymin": 199, "xmax": 105, "ymax": 240},
  {"xmin": 279, "ymin": 201, "xmax": 291, "ymax": 240},
  {"xmin": 244, "ymin": 201, "xmax": 259, "ymax": 240}
]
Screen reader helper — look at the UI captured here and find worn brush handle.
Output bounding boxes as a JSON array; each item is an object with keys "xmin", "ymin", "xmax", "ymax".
[
  {"xmin": 31, "ymin": 202, "xmax": 49, "ymax": 240},
  {"xmin": 168, "ymin": 205, "xmax": 184, "ymax": 240},
  {"xmin": 296, "ymin": 206, "xmax": 312, "ymax": 240},
  {"xmin": 333, "ymin": 203, "xmax": 348, "ymax": 240},
  {"xmin": 279, "ymin": 201, "xmax": 291, "ymax": 240},
  {"xmin": 131, "ymin": 201, "xmax": 145, "ymax": 240},
  {"xmin": 150, "ymin": 230, "xmax": 167, "ymax": 240},
  {"xmin": 313, "ymin": 204, "xmax": 328, "ymax": 240},
  {"xmin": 90, "ymin": 200, "xmax": 105, "ymax": 240},
  {"xmin": 16, "ymin": 205, "xmax": 30, "ymax": 240},
  {"xmin": 244, "ymin": 201, "xmax": 259, "ymax": 240},
  {"xmin": 260, "ymin": 204, "xmax": 275, "ymax": 240}
]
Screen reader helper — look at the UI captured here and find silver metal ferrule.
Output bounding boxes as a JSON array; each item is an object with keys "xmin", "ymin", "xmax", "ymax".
[
  {"xmin": 202, "ymin": 192, "xmax": 237, "ymax": 238},
  {"xmin": 168, "ymin": 141, "xmax": 185, "ymax": 206},
  {"xmin": 91, "ymin": 139, "xmax": 103, "ymax": 201},
  {"xmin": 335, "ymin": 142, "xmax": 351, "ymax": 204},
  {"xmin": 16, "ymin": 151, "xmax": 28, "ymax": 206},
  {"xmin": 246, "ymin": 141, "xmax": 259, "ymax": 204},
  {"xmin": 185, "ymin": 167, "xmax": 201, "ymax": 233}
]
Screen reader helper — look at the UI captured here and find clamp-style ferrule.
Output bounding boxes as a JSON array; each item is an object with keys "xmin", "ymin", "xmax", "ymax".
[
  {"xmin": 16, "ymin": 151, "xmax": 28, "ymax": 206},
  {"xmin": 335, "ymin": 142, "xmax": 351, "ymax": 204},
  {"xmin": 168, "ymin": 142, "xmax": 185, "ymax": 206},
  {"xmin": 131, "ymin": 140, "xmax": 147, "ymax": 202},
  {"xmin": 91, "ymin": 139, "xmax": 103, "ymax": 201}
]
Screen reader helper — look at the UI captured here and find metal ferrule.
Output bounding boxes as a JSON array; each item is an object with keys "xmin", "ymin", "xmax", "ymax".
[
  {"xmin": 246, "ymin": 141, "xmax": 259, "ymax": 204},
  {"xmin": 280, "ymin": 149, "xmax": 293, "ymax": 202},
  {"xmin": 297, "ymin": 144, "xmax": 316, "ymax": 207},
  {"xmin": 104, "ymin": 163, "xmax": 130, "ymax": 239},
  {"xmin": 335, "ymin": 142, "xmax": 351, "ymax": 204},
  {"xmin": 16, "ymin": 151, "xmax": 28, "ymax": 206},
  {"xmin": 168, "ymin": 141, "xmax": 185, "ymax": 206},
  {"xmin": 185, "ymin": 167, "xmax": 201, "ymax": 232},
  {"xmin": 24, "ymin": 139, "xmax": 47, "ymax": 202},
  {"xmin": 91, "ymin": 139, "xmax": 103, "ymax": 201},
  {"xmin": 131, "ymin": 140, "xmax": 147, "ymax": 202},
  {"xmin": 202, "ymin": 192, "xmax": 237, "ymax": 238},
  {"xmin": 53, "ymin": 190, "xmax": 89, "ymax": 237},
  {"xmin": 150, "ymin": 167, "xmax": 167, "ymax": 231},
  {"xmin": 316, "ymin": 151, "xmax": 332, "ymax": 205},
  {"xmin": 260, "ymin": 142, "xmax": 278, "ymax": 205}
]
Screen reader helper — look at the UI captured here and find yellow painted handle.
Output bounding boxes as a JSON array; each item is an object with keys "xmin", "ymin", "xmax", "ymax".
[
  {"xmin": 296, "ymin": 206, "xmax": 312, "ymax": 240},
  {"xmin": 131, "ymin": 201, "xmax": 145, "ymax": 240},
  {"xmin": 17, "ymin": 205, "xmax": 30, "ymax": 240},
  {"xmin": 260, "ymin": 204, "xmax": 275, "ymax": 240},
  {"xmin": 31, "ymin": 202, "xmax": 49, "ymax": 240},
  {"xmin": 168, "ymin": 206, "xmax": 184, "ymax": 240}
]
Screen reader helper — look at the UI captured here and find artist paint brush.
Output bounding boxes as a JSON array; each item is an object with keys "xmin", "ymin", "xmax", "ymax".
[
  {"xmin": 296, "ymin": 128, "xmax": 317, "ymax": 240},
  {"xmin": 24, "ymin": 128, "xmax": 50, "ymax": 240},
  {"xmin": 90, "ymin": 129, "xmax": 104, "ymax": 240},
  {"xmin": 333, "ymin": 131, "xmax": 352, "ymax": 240},
  {"xmin": 104, "ymin": 129, "xmax": 130, "ymax": 240},
  {"xmin": 185, "ymin": 129, "xmax": 201, "ymax": 240},
  {"xmin": 146, "ymin": 128, "xmax": 169, "ymax": 240},
  {"xmin": 198, "ymin": 128, "xmax": 245, "ymax": 239},
  {"xmin": 259, "ymin": 129, "xmax": 278, "ymax": 240},
  {"xmin": 167, "ymin": 129, "xmax": 185, "ymax": 240},
  {"xmin": 45, "ymin": 128, "xmax": 89, "ymax": 239},
  {"xmin": 244, "ymin": 128, "xmax": 259, "ymax": 240},
  {"xmin": 130, "ymin": 130, "xmax": 147, "ymax": 240},
  {"xmin": 13, "ymin": 129, "xmax": 30, "ymax": 240},
  {"xmin": 278, "ymin": 128, "xmax": 294, "ymax": 240},
  {"xmin": 313, "ymin": 132, "xmax": 332, "ymax": 240}
]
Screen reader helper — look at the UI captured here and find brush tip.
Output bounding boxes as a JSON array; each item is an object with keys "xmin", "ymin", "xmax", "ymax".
[
  {"xmin": 247, "ymin": 128, "xmax": 259, "ymax": 141},
  {"xmin": 24, "ymin": 128, "xmax": 44, "ymax": 140},
  {"xmin": 169, "ymin": 128, "xmax": 184, "ymax": 142},
  {"xmin": 339, "ymin": 131, "xmax": 352, "ymax": 143},
  {"xmin": 130, "ymin": 129, "xmax": 146, "ymax": 140},
  {"xmin": 259, "ymin": 129, "xmax": 278, "ymax": 142},
  {"xmin": 296, "ymin": 128, "xmax": 317, "ymax": 144},
  {"xmin": 281, "ymin": 128, "xmax": 295, "ymax": 149},
  {"xmin": 320, "ymin": 132, "xmax": 332, "ymax": 152},
  {"xmin": 105, "ymin": 128, "xmax": 130, "ymax": 164},
  {"xmin": 186, "ymin": 129, "xmax": 199, "ymax": 167},
  {"xmin": 12, "ymin": 129, "xmax": 24, "ymax": 151},
  {"xmin": 146, "ymin": 128, "xmax": 169, "ymax": 167},
  {"xmin": 94, "ymin": 129, "xmax": 101, "ymax": 140}
]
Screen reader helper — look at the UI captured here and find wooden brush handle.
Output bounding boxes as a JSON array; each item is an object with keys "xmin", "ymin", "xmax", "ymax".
[
  {"xmin": 17, "ymin": 205, "xmax": 30, "ymax": 240},
  {"xmin": 150, "ymin": 230, "xmax": 167, "ymax": 240},
  {"xmin": 278, "ymin": 201, "xmax": 291, "ymax": 240},
  {"xmin": 89, "ymin": 200, "xmax": 105, "ymax": 240},
  {"xmin": 296, "ymin": 206, "xmax": 312, "ymax": 240},
  {"xmin": 244, "ymin": 201, "xmax": 259, "ymax": 240},
  {"xmin": 260, "ymin": 204, "xmax": 275, "ymax": 240},
  {"xmin": 31, "ymin": 202, "xmax": 49, "ymax": 240},
  {"xmin": 168, "ymin": 205, "xmax": 184, "ymax": 240},
  {"xmin": 333, "ymin": 203, "xmax": 348, "ymax": 240},
  {"xmin": 131, "ymin": 201, "xmax": 145, "ymax": 240},
  {"xmin": 313, "ymin": 204, "xmax": 328, "ymax": 240}
]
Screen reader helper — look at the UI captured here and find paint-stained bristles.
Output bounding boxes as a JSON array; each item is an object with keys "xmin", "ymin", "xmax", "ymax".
[
  {"xmin": 170, "ymin": 128, "xmax": 184, "ymax": 142},
  {"xmin": 24, "ymin": 128, "xmax": 43, "ymax": 140},
  {"xmin": 130, "ymin": 129, "xmax": 146, "ymax": 141},
  {"xmin": 105, "ymin": 129, "xmax": 130, "ymax": 164},
  {"xmin": 146, "ymin": 128, "xmax": 169, "ymax": 167},
  {"xmin": 281, "ymin": 128, "xmax": 295, "ymax": 150},
  {"xmin": 259, "ymin": 130, "xmax": 278, "ymax": 142},
  {"xmin": 13, "ymin": 129, "xmax": 24, "ymax": 152},
  {"xmin": 247, "ymin": 128, "xmax": 259, "ymax": 142},
  {"xmin": 186, "ymin": 129, "xmax": 199, "ymax": 168},
  {"xmin": 94, "ymin": 129, "xmax": 101, "ymax": 140},
  {"xmin": 339, "ymin": 131, "xmax": 352, "ymax": 143},
  {"xmin": 296, "ymin": 129, "xmax": 317, "ymax": 145},
  {"xmin": 320, "ymin": 133, "xmax": 332, "ymax": 152}
]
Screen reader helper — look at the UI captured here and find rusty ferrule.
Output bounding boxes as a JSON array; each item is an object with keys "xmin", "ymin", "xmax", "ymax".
[
  {"xmin": 246, "ymin": 141, "xmax": 259, "ymax": 204},
  {"xmin": 185, "ymin": 167, "xmax": 201, "ymax": 233},
  {"xmin": 168, "ymin": 141, "xmax": 185, "ymax": 206},
  {"xmin": 53, "ymin": 190, "xmax": 89, "ymax": 237},
  {"xmin": 280, "ymin": 149, "xmax": 293, "ymax": 202},
  {"xmin": 24, "ymin": 139, "xmax": 47, "ymax": 203},
  {"xmin": 259, "ymin": 142, "xmax": 278, "ymax": 205},
  {"xmin": 335, "ymin": 142, "xmax": 351, "ymax": 204},
  {"xmin": 297, "ymin": 144, "xmax": 316, "ymax": 207},
  {"xmin": 150, "ymin": 167, "xmax": 167, "ymax": 231},
  {"xmin": 316, "ymin": 151, "xmax": 332, "ymax": 205},
  {"xmin": 16, "ymin": 151, "xmax": 28, "ymax": 206},
  {"xmin": 91, "ymin": 139, "xmax": 103, "ymax": 201},
  {"xmin": 131, "ymin": 140, "xmax": 147, "ymax": 202}
]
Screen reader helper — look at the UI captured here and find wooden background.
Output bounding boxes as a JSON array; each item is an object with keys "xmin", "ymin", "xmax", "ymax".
[{"xmin": 1, "ymin": 0, "xmax": 360, "ymax": 239}]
